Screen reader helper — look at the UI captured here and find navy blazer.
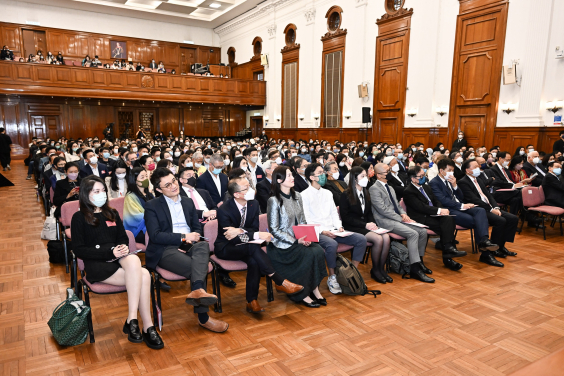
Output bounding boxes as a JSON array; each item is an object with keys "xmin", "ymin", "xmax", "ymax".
[
  {"xmin": 429, "ymin": 175, "xmax": 465, "ymax": 211},
  {"xmin": 293, "ymin": 172, "xmax": 310, "ymax": 193},
  {"xmin": 179, "ymin": 186, "xmax": 216, "ymax": 219},
  {"xmin": 523, "ymin": 162, "xmax": 546, "ymax": 187},
  {"xmin": 256, "ymin": 178, "xmax": 271, "ymax": 213},
  {"xmin": 144, "ymin": 194, "xmax": 202, "ymax": 269},
  {"xmin": 79, "ymin": 162, "xmax": 109, "ymax": 180},
  {"xmin": 249, "ymin": 165, "xmax": 266, "ymax": 184},
  {"xmin": 214, "ymin": 198, "xmax": 260, "ymax": 252},
  {"xmin": 195, "ymin": 170, "xmax": 228, "ymax": 206}
]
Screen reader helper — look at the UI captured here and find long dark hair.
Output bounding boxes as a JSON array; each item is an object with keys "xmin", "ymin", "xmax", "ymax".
[
  {"xmin": 346, "ymin": 166, "xmax": 371, "ymax": 205},
  {"xmin": 127, "ymin": 167, "xmax": 151, "ymax": 201},
  {"xmin": 78, "ymin": 175, "xmax": 116, "ymax": 226},
  {"xmin": 109, "ymin": 159, "xmax": 128, "ymax": 192},
  {"xmin": 271, "ymin": 166, "xmax": 295, "ymax": 205}
]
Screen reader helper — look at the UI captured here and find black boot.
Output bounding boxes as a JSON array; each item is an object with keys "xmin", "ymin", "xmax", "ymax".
[
  {"xmin": 123, "ymin": 319, "xmax": 143, "ymax": 343},
  {"xmin": 410, "ymin": 263, "xmax": 435, "ymax": 283}
]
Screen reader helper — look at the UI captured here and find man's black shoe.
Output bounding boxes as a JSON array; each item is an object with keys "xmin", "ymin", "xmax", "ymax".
[
  {"xmin": 442, "ymin": 245, "xmax": 467, "ymax": 259},
  {"xmin": 479, "ymin": 251, "xmax": 504, "ymax": 267},
  {"xmin": 443, "ymin": 258, "xmax": 463, "ymax": 271},
  {"xmin": 219, "ymin": 274, "xmax": 236, "ymax": 288},
  {"xmin": 478, "ymin": 239, "xmax": 498, "ymax": 252}
]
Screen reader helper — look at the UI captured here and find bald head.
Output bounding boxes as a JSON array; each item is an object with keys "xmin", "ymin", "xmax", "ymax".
[
  {"xmin": 475, "ymin": 156, "xmax": 486, "ymax": 166},
  {"xmin": 527, "ymin": 150, "xmax": 539, "ymax": 164},
  {"xmin": 374, "ymin": 163, "xmax": 389, "ymax": 182}
]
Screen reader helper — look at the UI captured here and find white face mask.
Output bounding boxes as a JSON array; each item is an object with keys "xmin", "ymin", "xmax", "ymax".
[
  {"xmin": 532, "ymin": 157, "xmax": 540, "ymax": 165},
  {"xmin": 224, "ymin": 158, "xmax": 230, "ymax": 165},
  {"xmin": 519, "ymin": 151, "xmax": 525, "ymax": 155},
  {"xmin": 491, "ymin": 152, "xmax": 497, "ymax": 158},
  {"xmin": 116, "ymin": 173, "xmax": 126, "ymax": 180},
  {"xmin": 243, "ymin": 187, "xmax": 255, "ymax": 201},
  {"xmin": 358, "ymin": 177, "xmax": 369, "ymax": 187},
  {"xmin": 440, "ymin": 147, "xmax": 444, "ymax": 151},
  {"xmin": 502, "ymin": 160, "xmax": 509, "ymax": 167},
  {"xmin": 204, "ymin": 158, "xmax": 210, "ymax": 164},
  {"xmin": 194, "ymin": 162, "xmax": 201, "ymax": 168},
  {"xmin": 174, "ymin": 151, "xmax": 181, "ymax": 157},
  {"xmin": 391, "ymin": 164, "xmax": 400, "ymax": 172},
  {"xmin": 458, "ymin": 135, "xmax": 463, "ymax": 139},
  {"xmin": 331, "ymin": 172, "xmax": 340, "ymax": 180},
  {"xmin": 89, "ymin": 156, "xmax": 98, "ymax": 164},
  {"xmin": 455, "ymin": 157, "xmax": 463, "ymax": 164},
  {"xmin": 275, "ymin": 157, "xmax": 282, "ymax": 164},
  {"xmin": 250, "ymin": 156, "xmax": 258, "ymax": 163},
  {"xmin": 318, "ymin": 158, "xmax": 324, "ymax": 165},
  {"xmin": 445, "ymin": 171, "xmax": 454, "ymax": 179},
  {"xmin": 339, "ymin": 162, "xmax": 345, "ymax": 167}
]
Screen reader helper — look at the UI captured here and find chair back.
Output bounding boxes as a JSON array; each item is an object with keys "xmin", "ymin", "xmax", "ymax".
[
  {"xmin": 203, "ymin": 219, "xmax": 218, "ymax": 253},
  {"xmin": 110, "ymin": 196, "xmax": 125, "ymax": 220},
  {"xmin": 522, "ymin": 186, "xmax": 544, "ymax": 207},
  {"xmin": 77, "ymin": 258, "xmax": 85, "ymax": 271},
  {"xmin": 60, "ymin": 201, "xmax": 80, "ymax": 227},
  {"xmin": 125, "ymin": 230, "xmax": 137, "ymax": 253},
  {"xmin": 399, "ymin": 198, "xmax": 407, "ymax": 212},
  {"xmin": 259, "ymin": 214, "xmax": 268, "ymax": 232},
  {"xmin": 50, "ymin": 187, "xmax": 54, "ymax": 203}
]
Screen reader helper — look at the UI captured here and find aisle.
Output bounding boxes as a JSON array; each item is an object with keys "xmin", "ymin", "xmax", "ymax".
[{"xmin": 1, "ymin": 162, "xmax": 564, "ymax": 375}]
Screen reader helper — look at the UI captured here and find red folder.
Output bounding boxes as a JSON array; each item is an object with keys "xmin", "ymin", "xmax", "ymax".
[{"xmin": 292, "ymin": 225, "xmax": 319, "ymax": 242}]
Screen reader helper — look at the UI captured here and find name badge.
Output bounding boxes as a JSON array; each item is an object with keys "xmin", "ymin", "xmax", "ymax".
[
  {"xmin": 106, "ymin": 221, "xmax": 116, "ymax": 227},
  {"xmin": 257, "ymin": 175, "xmax": 263, "ymax": 179}
]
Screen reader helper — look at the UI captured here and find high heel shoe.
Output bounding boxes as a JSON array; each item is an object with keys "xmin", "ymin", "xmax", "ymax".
[
  {"xmin": 370, "ymin": 268, "xmax": 387, "ymax": 284},
  {"xmin": 309, "ymin": 293, "xmax": 327, "ymax": 306}
]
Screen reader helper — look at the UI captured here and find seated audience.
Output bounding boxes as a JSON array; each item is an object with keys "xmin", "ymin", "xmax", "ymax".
[
  {"xmin": 105, "ymin": 160, "xmax": 128, "ymax": 198},
  {"xmin": 80, "ymin": 149, "xmax": 109, "ymax": 180},
  {"xmin": 302, "ymin": 163, "xmax": 367, "ymax": 294},
  {"xmin": 508, "ymin": 156, "xmax": 529, "ymax": 183},
  {"xmin": 384, "ymin": 156, "xmax": 407, "ymax": 200},
  {"xmin": 523, "ymin": 150, "xmax": 547, "ymax": 187},
  {"xmin": 71, "ymin": 175, "xmax": 163, "ymax": 349},
  {"xmin": 195, "ymin": 154, "xmax": 227, "ymax": 207},
  {"xmin": 322, "ymin": 161, "xmax": 348, "ymax": 206},
  {"xmin": 53, "ymin": 162, "xmax": 81, "ymax": 218},
  {"xmin": 267, "ymin": 166, "xmax": 328, "ymax": 308},
  {"xmin": 124, "ymin": 167, "xmax": 154, "ymax": 243},
  {"xmin": 177, "ymin": 167, "xmax": 216, "ymax": 221},
  {"xmin": 340, "ymin": 167, "xmax": 392, "ymax": 283},
  {"xmin": 542, "ymin": 161, "xmax": 564, "ymax": 208},
  {"xmin": 292, "ymin": 157, "xmax": 310, "ymax": 193},
  {"xmin": 256, "ymin": 160, "xmax": 277, "ymax": 213}
]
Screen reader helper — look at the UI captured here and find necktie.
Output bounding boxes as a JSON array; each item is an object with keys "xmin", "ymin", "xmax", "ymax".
[
  {"xmin": 359, "ymin": 193, "xmax": 365, "ymax": 210},
  {"xmin": 240, "ymin": 206, "xmax": 246, "ymax": 228},
  {"xmin": 472, "ymin": 178, "xmax": 490, "ymax": 205},
  {"xmin": 385, "ymin": 184, "xmax": 400, "ymax": 215},
  {"xmin": 499, "ymin": 165, "xmax": 512, "ymax": 183},
  {"xmin": 444, "ymin": 179, "xmax": 454, "ymax": 197},
  {"xmin": 189, "ymin": 189, "xmax": 200, "ymax": 210},
  {"xmin": 419, "ymin": 186, "xmax": 433, "ymax": 206}
]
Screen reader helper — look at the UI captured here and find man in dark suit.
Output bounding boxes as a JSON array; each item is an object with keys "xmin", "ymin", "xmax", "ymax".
[
  {"xmin": 429, "ymin": 159, "xmax": 499, "ymax": 257},
  {"xmin": 256, "ymin": 160, "xmax": 277, "ymax": 213},
  {"xmin": 148, "ymin": 59, "xmax": 158, "ymax": 69},
  {"xmin": 458, "ymin": 160, "xmax": 519, "ymax": 264},
  {"xmin": 145, "ymin": 168, "xmax": 228, "ymax": 333},
  {"xmin": 386, "ymin": 157, "xmax": 408, "ymax": 200},
  {"xmin": 553, "ymin": 130, "xmax": 564, "ymax": 154},
  {"xmin": 244, "ymin": 147, "xmax": 265, "ymax": 187},
  {"xmin": 178, "ymin": 167, "xmax": 216, "ymax": 220},
  {"xmin": 195, "ymin": 154, "xmax": 228, "ymax": 206},
  {"xmin": 393, "ymin": 148, "xmax": 408, "ymax": 180},
  {"xmin": 98, "ymin": 146, "xmax": 116, "ymax": 171},
  {"xmin": 523, "ymin": 150, "xmax": 547, "ymax": 187},
  {"xmin": 403, "ymin": 166, "xmax": 467, "ymax": 271},
  {"xmin": 79, "ymin": 149, "xmax": 109, "ymax": 180},
  {"xmin": 293, "ymin": 157, "xmax": 310, "ymax": 192},
  {"xmin": 215, "ymin": 176, "xmax": 303, "ymax": 313},
  {"xmin": 452, "ymin": 131, "xmax": 467, "ymax": 150},
  {"xmin": 41, "ymin": 154, "xmax": 59, "ymax": 193},
  {"xmin": 542, "ymin": 161, "xmax": 564, "ymax": 208}
]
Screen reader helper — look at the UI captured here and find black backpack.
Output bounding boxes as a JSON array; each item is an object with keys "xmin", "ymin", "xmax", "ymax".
[
  {"xmin": 335, "ymin": 254, "xmax": 380, "ymax": 297},
  {"xmin": 47, "ymin": 240, "xmax": 72, "ymax": 264},
  {"xmin": 389, "ymin": 241, "xmax": 411, "ymax": 278}
]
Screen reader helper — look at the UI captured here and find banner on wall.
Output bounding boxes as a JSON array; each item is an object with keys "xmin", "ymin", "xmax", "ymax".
[{"xmin": 554, "ymin": 115, "xmax": 562, "ymax": 126}]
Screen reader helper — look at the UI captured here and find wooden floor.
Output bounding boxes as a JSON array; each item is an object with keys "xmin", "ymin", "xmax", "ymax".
[{"xmin": 2, "ymin": 162, "xmax": 564, "ymax": 376}]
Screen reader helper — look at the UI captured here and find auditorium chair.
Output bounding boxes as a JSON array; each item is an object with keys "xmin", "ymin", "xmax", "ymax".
[
  {"xmin": 335, "ymin": 206, "xmax": 373, "ymax": 264},
  {"xmin": 207, "ymin": 219, "xmax": 273, "ymax": 313},
  {"xmin": 521, "ymin": 186, "xmax": 564, "ymax": 240},
  {"xmin": 60, "ymin": 201, "xmax": 80, "ymax": 274}
]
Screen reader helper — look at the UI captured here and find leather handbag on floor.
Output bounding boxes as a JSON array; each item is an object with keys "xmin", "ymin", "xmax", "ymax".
[
  {"xmin": 48, "ymin": 288, "xmax": 90, "ymax": 346},
  {"xmin": 334, "ymin": 254, "xmax": 380, "ymax": 297}
]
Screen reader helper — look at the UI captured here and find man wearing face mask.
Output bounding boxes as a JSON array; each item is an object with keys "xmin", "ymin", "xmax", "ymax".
[
  {"xmin": 542, "ymin": 161, "xmax": 564, "ymax": 208},
  {"xmin": 297, "ymin": 145, "xmax": 312, "ymax": 162},
  {"xmin": 177, "ymin": 167, "xmax": 217, "ymax": 221},
  {"xmin": 404, "ymin": 165, "xmax": 467, "ymax": 271},
  {"xmin": 553, "ymin": 130, "xmax": 564, "ymax": 154},
  {"xmin": 322, "ymin": 161, "xmax": 348, "ymax": 206},
  {"xmin": 99, "ymin": 146, "xmax": 116, "ymax": 171},
  {"xmin": 293, "ymin": 158, "xmax": 310, "ymax": 192},
  {"xmin": 452, "ymin": 131, "xmax": 467, "ymax": 150},
  {"xmin": 243, "ymin": 147, "xmax": 265, "ymax": 186},
  {"xmin": 215, "ymin": 176, "xmax": 303, "ymax": 313},
  {"xmin": 523, "ymin": 150, "xmax": 547, "ymax": 187},
  {"xmin": 195, "ymin": 154, "xmax": 228, "ymax": 207},
  {"xmin": 458, "ymin": 160, "xmax": 519, "ymax": 265},
  {"xmin": 301, "ymin": 163, "xmax": 367, "ymax": 294},
  {"xmin": 267, "ymin": 150, "xmax": 283, "ymax": 166},
  {"xmin": 80, "ymin": 149, "xmax": 109, "ymax": 180},
  {"xmin": 256, "ymin": 160, "xmax": 277, "ymax": 213},
  {"xmin": 202, "ymin": 149, "xmax": 213, "ymax": 169}
]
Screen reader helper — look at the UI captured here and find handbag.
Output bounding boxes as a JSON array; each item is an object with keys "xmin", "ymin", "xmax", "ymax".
[
  {"xmin": 48, "ymin": 288, "xmax": 90, "ymax": 346},
  {"xmin": 41, "ymin": 207, "xmax": 58, "ymax": 240}
]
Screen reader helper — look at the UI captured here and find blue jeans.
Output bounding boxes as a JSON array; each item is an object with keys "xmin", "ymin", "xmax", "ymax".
[
  {"xmin": 318, "ymin": 233, "xmax": 367, "ymax": 269},
  {"xmin": 27, "ymin": 160, "xmax": 34, "ymax": 175}
]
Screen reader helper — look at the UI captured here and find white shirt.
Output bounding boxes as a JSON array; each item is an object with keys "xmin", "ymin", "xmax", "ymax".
[
  {"xmin": 438, "ymin": 174, "xmax": 463, "ymax": 209},
  {"xmin": 469, "ymin": 175, "xmax": 497, "ymax": 211},
  {"xmin": 233, "ymin": 199, "xmax": 260, "ymax": 240},
  {"xmin": 495, "ymin": 163, "xmax": 515, "ymax": 187},
  {"xmin": 357, "ymin": 188, "xmax": 365, "ymax": 212},
  {"xmin": 248, "ymin": 163, "xmax": 258, "ymax": 186},
  {"xmin": 210, "ymin": 171, "xmax": 222, "ymax": 196},
  {"xmin": 412, "ymin": 183, "xmax": 441, "ymax": 215},
  {"xmin": 390, "ymin": 172, "xmax": 404, "ymax": 186},
  {"xmin": 90, "ymin": 163, "xmax": 99, "ymax": 177},
  {"xmin": 298, "ymin": 173, "xmax": 310, "ymax": 186},
  {"xmin": 118, "ymin": 179, "xmax": 126, "ymax": 197},
  {"xmin": 534, "ymin": 163, "xmax": 546, "ymax": 176},
  {"xmin": 182, "ymin": 186, "xmax": 208, "ymax": 211},
  {"xmin": 163, "ymin": 195, "xmax": 191, "ymax": 234},
  {"xmin": 301, "ymin": 186, "xmax": 341, "ymax": 231}
]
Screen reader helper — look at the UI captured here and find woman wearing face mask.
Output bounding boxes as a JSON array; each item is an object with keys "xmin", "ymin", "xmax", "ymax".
[
  {"xmin": 124, "ymin": 168, "xmax": 154, "ymax": 244},
  {"xmin": 297, "ymin": 145, "xmax": 312, "ymax": 162},
  {"xmin": 433, "ymin": 143, "xmax": 445, "ymax": 153},
  {"xmin": 354, "ymin": 147, "xmax": 367, "ymax": 160},
  {"xmin": 366, "ymin": 145, "xmax": 380, "ymax": 165},
  {"xmin": 340, "ymin": 167, "xmax": 392, "ymax": 284},
  {"xmin": 483, "ymin": 153, "xmax": 495, "ymax": 168},
  {"xmin": 336, "ymin": 153, "xmax": 350, "ymax": 179},
  {"xmin": 71, "ymin": 175, "xmax": 163, "ymax": 349},
  {"xmin": 322, "ymin": 161, "xmax": 348, "ymax": 206},
  {"xmin": 463, "ymin": 151, "xmax": 476, "ymax": 161},
  {"xmin": 451, "ymin": 151, "xmax": 465, "ymax": 180},
  {"xmin": 106, "ymin": 160, "xmax": 129, "ymax": 198},
  {"xmin": 507, "ymin": 156, "xmax": 530, "ymax": 184},
  {"xmin": 513, "ymin": 146, "xmax": 527, "ymax": 161},
  {"xmin": 65, "ymin": 141, "xmax": 81, "ymax": 162},
  {"xmin": 172, "ymin": 146, "xmax": 182, "ymax": 165},
  {"xmin": 53, "ymin": 162, "xmax": 81, "ymax": 218},
  {"xmin": 49, "ymin": 157, "xmax": 68, "ymax": 191}
]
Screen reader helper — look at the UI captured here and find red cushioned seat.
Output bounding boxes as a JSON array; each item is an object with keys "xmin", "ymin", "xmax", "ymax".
[
  {"xmin": 155, "ymin": 263, "xmax": 213, "ymax": 281},
  {"xmin": 337, "ymin": 243, "xmax": 353, "ymax": 253},
  {"xmin": 456, "ymin": 225, "xmax": 468, "ymax": 230},
  {"xmin": 367, "ymin": 242, "xmax": 374, "ymax": 247},
  {"xmin": 135, "ymin": 243, "xmax": 146, "ymax": 252},
  {"xmin": 427, "ymin": 229, "xmax": 438, "ymax": 236},
  {"xmin": 529, "ymin": 206, "xmax": 564, "ymax": 215},
  {"xmin": 389, "ymin": 233, "xmax": 406, "ymax": 240},
  {"xmin": 210, "ymin": 255, "xmax": 248, "ymax": 271},
  {"xmin": 83, "ymin": 277, "xmax": 127, "ymax": 294}
]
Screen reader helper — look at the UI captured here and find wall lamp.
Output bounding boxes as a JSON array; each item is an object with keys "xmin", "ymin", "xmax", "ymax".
[
  {"xmin": 313, "ymin": 113, "xmax": 320, "ymax": 120},
  {"xmin": 406, "ymin": 108, "xmax": 418, "ymax": 117},
  {"xmin": 500, "ymin": 102, "xmax": 518, "ymax": 114},
  {"xmin": 435, "ymin": 106, "xmax": 448, "ymax": 116},
  {"xmin": 298, "ymin": 114, "xmax": 305, "ymax": 121},
  {"xmin": 263, "ymin": 115, "xmax": 269, "ymax": 121},
  {"xmin": 546, "ymin": 101, "xmax": 563, "ymax": 113},
  {"xmin": 344, "ymin": 111, "xmax": 352, "ymax": 119},
  {"xmin": 275, "ymin": 115, "xmax": 281, "ymax": 122}
]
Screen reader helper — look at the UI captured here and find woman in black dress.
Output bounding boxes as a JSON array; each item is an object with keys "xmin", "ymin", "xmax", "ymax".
[
  {"xmin": 340, "ymin": 167, "xmax": 392, "ymax": 284},
  {"xmin": 71, "ymin": 175, "xmax": 163, "ymax": 349},
  {"xmin": 53, "ymin": 162, "xmax": 81, "ymax": 218}
]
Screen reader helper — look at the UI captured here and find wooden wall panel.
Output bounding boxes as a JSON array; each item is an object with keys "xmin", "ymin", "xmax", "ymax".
[{"xmin": 1, "ymin": 25, "xmax": 22, "ymax": 55}]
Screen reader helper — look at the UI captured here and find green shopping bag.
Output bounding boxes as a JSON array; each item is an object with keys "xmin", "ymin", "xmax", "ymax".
[{"xmin": 48, "ymin": 288, "xmax": 90, "ymax": 346}]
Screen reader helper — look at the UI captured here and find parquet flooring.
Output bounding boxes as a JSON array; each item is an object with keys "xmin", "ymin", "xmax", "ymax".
[{"xmin": 1, "ymin": 162, "xmax": 564, "ymax": 375}]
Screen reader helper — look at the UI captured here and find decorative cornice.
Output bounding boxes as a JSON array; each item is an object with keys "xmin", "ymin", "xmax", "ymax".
[
  {"xmin": 267, "ymin": 24, "xmax": 277, "ymax": 39},
  {"xmin": 281, "ymin": 43, "xmax": 300, "ymax": 53},
  {"xmin": 320, "ymin": 28, "xmax": 347, "ymax": 42},
  {"xmin": 304, "ymin": 8, "xmax": 316, "ymax": 25},
  {"xmin": 214, "ymin": 0, "xmax": 300, "ymax": 37},
  {"xmin": 376, "ymin": 8, "xmax": 414, "ymax": 24}
]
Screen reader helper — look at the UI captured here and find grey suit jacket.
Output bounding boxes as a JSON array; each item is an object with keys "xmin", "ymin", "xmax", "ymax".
[{"xmin": 369, "ymin": 180, "xmax": 406, "ymax": 228}]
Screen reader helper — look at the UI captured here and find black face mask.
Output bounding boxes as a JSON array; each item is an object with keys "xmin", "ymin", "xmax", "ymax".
[
  {"xmin": 57, "ymin": 167, "xmax": 65, "ymax": 173},
  {"xmin": 187, "ymin": 177, "xmax": 197, "ymax": 187}
]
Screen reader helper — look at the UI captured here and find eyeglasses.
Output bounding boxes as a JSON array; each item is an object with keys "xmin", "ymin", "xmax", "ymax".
[
  {"xmin": 235, "ymin": 187, "xmax": 250, "ymax": 193},
  {"xmin": 160, "ymin": 178, "xmax": 178, "ymax": 189}
]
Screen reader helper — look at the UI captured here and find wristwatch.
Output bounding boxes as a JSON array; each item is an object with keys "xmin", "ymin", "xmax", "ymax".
[{"xmin": 181, "ymin": 234, "xmax": 187, "ymax": 243}]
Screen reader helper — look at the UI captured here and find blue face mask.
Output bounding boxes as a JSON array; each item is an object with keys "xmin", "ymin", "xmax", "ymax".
[
  {"xmin": 397, "ymin": 153, "xmax": 404, "ymax": 160},
  {"xmin": 102, "ymin": 152, "xmax": 110, "ymax": 159},
  {"xmin": 359, "ymin": 152, "xmax": 365, "ymax": 157},
  {"xmin": 212, "ymin": 167, "xmax": 223, "ymax": 175},
  {"xmin": 554, "ymin": 168, "xmax": 562, "ymax": 176},
  {"xmin": 418, "ymin": 176, "xmax": 426, "ymax": 185},
  {"xmin": 423, "ymin": 168, "xmax": 428, "ymax": 173},
  {"xmin": 90, "ymin": 192, "xmax": 107, "ymax": 208}
]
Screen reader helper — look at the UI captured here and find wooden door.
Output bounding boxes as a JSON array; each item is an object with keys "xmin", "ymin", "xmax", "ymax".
[
  {"xmin": 372, "ymin": 10, "xmax": 412, "ymax": 144},
  {"xmin": 180, "ymin": 48, "xmax": 196, "ymax": 73},
  {"xmin": 30, "ymin": 116, "xmax": 46, "ymax": 139},
  {"xmin": 35, "ymin": 31, "xmax": 47, "ymax": 54},
  {"xmin": 251, "ymin": 116, "xmax": 263, "ymax": 136},
  {"xmin": 46, "ymin": 116, "xmax": 59, "ymax": 139},
  {"xmin": 138, "ymin": 111, "xmax": 155, "ymax": 139},
  {"xmin": 447, "ymin": 0, "xmax": 509, "ymax": 147},
  {"xmin": 203, "ymin": 120, "xmax": 222, "ymax": 138}
]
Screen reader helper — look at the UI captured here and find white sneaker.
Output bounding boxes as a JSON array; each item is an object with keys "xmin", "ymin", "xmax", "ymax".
[{"xmin": 327, "ymin": 275, "xmax": 342, "ymax": 295}]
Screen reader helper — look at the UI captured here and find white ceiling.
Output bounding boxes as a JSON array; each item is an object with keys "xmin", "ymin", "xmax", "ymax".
[{"xmin": 23, "ymin": 0, "xmax": 265, "ymax": 28}]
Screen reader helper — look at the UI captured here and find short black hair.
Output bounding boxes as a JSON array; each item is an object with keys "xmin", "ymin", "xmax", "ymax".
[
  {"xmin": 497, "ymin": 151, "xmax": 510, "ymax": 160},
  {"xmin": 548, "ymin": 161, "xmax": 561, "ymax": 169},
  {"xmin": 150, "ymin": 167, "xmax": 173, "ymax": 190},
  {"xmin": 407, "ymin": 166, "xmax": 422, "ymax": 180},
  {"xmin": 461, "ymin": 159, "xmax": 477, "ymax": 172},
  {"xmin": 304, "ymin": 162, "xmax": 321, "ymax": 182},
  {"xmin": 414, "ymin": 157, "xmax": 429, "ymax": 165},
  {"xmin": 203, "ymin": 148, "xmax": 213, "ymax": 156},
  {"xmin": 82, "ymin": 149, "xmax": 94, "ymax": 159},
  {"xmin": 437, "ymin": 158, "xmax": 455, "ymax": 171},
  {"xmin": 227, "ymin": 177, "xmax": 246, "ymax": 196},
  {"xmin": 243, "ymin": 147, "xmax": 257, "ymax": 156},
  {"xmin": 228, "ymin": 167, "xmax": 245, "ymax": 180}
]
